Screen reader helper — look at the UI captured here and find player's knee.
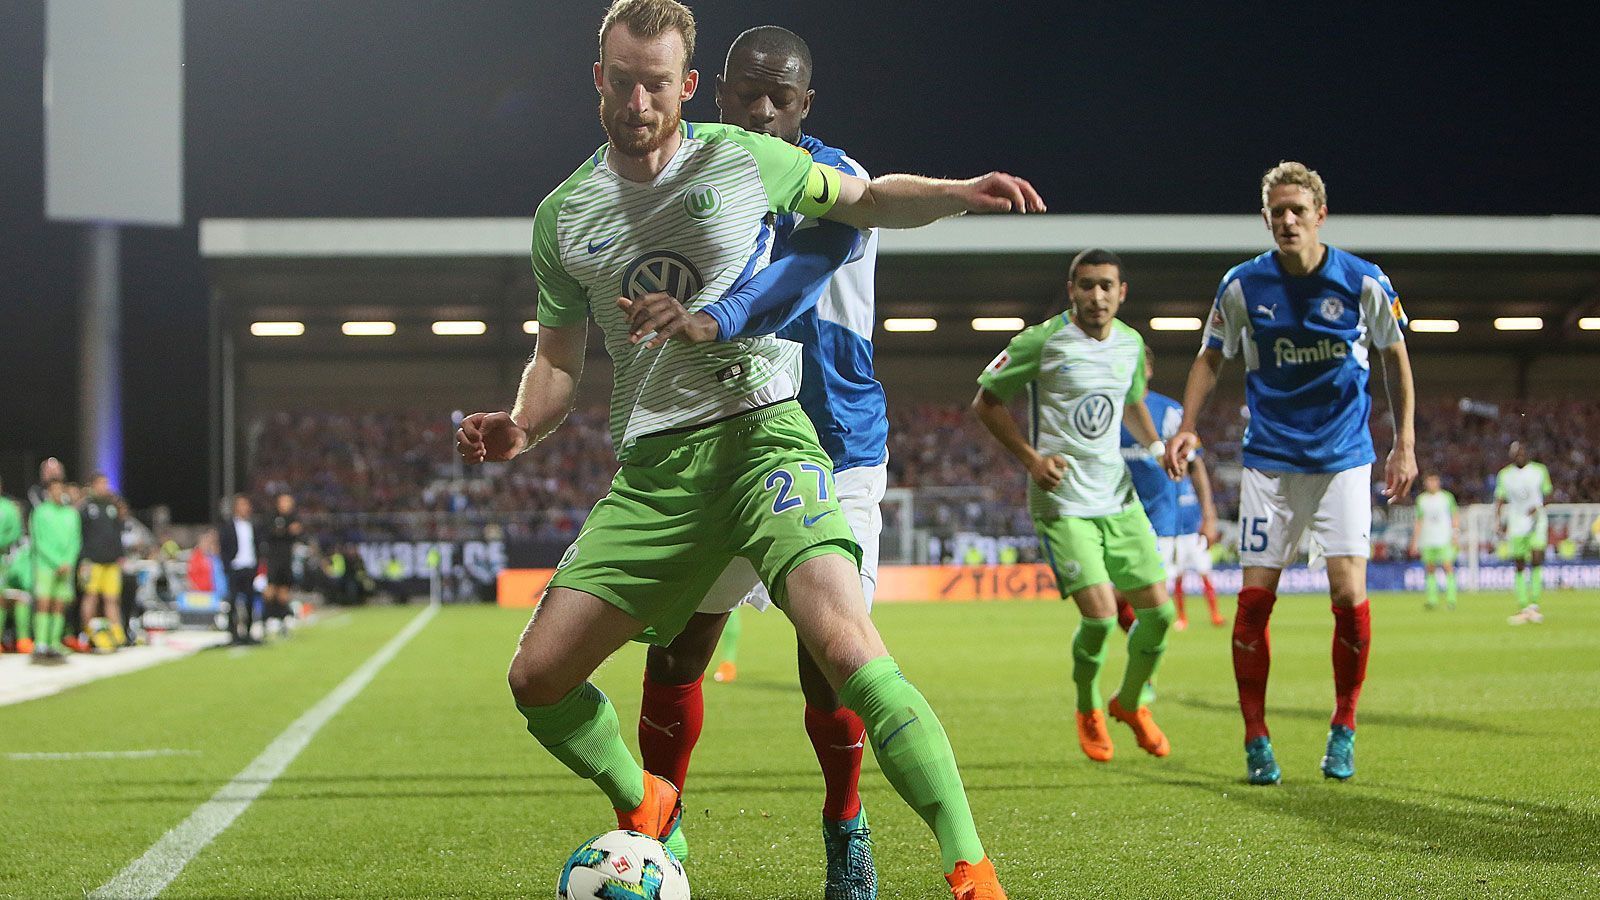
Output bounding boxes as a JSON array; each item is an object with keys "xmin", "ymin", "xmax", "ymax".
[
  {"xmin": 645, "ymin": 643, "xmax": 708, "ymax": 686},
  {"xmin": 1329, "ymin": 582, "xmax": 1365, "ymax": 608},
  {"xmin": 506, "ymin": 651, "xmax": 566, "ymax": 708}
]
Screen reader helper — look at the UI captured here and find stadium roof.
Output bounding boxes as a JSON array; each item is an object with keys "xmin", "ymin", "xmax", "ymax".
[{"xmin": 201, "ymin": 215, "xmax": 1600, "ymax": 356}]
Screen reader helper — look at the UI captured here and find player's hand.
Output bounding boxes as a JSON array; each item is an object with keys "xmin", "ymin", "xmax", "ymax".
[
  {"xmin": 957, "ymin": 172, "xmax": 1047, "ymax": 215},
  {"xmin": 1383, "ymin": 443, "xmax": 1417, "ymax": 502},
  {"xmin": 1027, "ymin": 453, "xmax": 1068, "ymax": 491},
  {"xmin": 456, "ymin": 411, "xmax": 527, "ymax": 464},
  {"xmin": 616, "ymin": 293, "xmax": 718, "ymax": 349},
  {"xmin": 1165, "ymin": 431, "xmax": 1200, "ymax": 479},
  {"xmin": 1201, "ymin": 516, "xmax": 1221, "ymax": 548}
]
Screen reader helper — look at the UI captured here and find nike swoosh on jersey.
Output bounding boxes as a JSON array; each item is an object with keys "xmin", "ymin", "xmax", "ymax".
[
  {"xmin": 587, "ymin": 235, "xmax": 618, "ymax": 254},
  {"xmin": 802, "ymin": 510, "xmax": 836, "ymax": 527}
]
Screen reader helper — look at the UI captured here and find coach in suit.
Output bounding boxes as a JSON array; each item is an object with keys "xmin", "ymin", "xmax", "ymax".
[{"xmin": 217, "ymin": 494, "xmax": 261, "ymax": 645}]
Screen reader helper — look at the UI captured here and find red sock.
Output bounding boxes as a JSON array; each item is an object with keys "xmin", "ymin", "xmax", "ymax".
[
  {"xmin": 638, "ymin": 675, "xmax": 704, "ymax": 791},
  {"xmin": 1202, "ymin": 576, "xmax": 1219, "ymax": 615},
  {"xmin": 1115, "ymin": 597, "xmax": 1136, "ymax": 633},
  {"xmin": 1331, "ymin": 601, "xmax": 1372, "ymax": 730},
  {"xmin": 804, "ymin": 703, "xmax": 865, "ymax": 821},
  {"xmin": 1233, "ymin": 587, "xmax": 1277, "ymax": 742},
  {"xmin": 1172, "ymin": 578, "xmax": 1187, "ymax": 621}
]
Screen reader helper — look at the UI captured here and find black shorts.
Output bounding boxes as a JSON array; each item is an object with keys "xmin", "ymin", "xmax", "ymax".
[{"xmin": 266, "ymin": 559, "xmax": 295, "ymax": 587}]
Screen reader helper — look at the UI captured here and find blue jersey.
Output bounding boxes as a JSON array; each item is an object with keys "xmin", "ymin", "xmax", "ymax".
[
  {"xmin": 1121, "ymin": 390, "xmax": 1184, "ymax": 537},
  {"xmin": 1175, "ymin": 476, "xmax": 1202, "ymax": 534},
  {"xmin": 1202, "ymin": 245, "xmax": 1406, "ymax": 474},
  {"xmin": 701, "ymin": 135, "xmax": 886, "ymax": 472}
]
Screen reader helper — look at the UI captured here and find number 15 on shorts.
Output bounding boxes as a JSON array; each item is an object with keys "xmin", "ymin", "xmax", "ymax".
[
  {"xmin": 1241, "ymin": 517, "xmax": 1269, "ymax": 553},
  {"xmin": 764, "ymin": 463, "xmax": 832, "ymax": 516}
]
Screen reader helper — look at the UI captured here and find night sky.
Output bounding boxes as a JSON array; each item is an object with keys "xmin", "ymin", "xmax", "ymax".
[{"xmin": 1, "ymin": 1, "xmax": 1595, "ymax": 520}]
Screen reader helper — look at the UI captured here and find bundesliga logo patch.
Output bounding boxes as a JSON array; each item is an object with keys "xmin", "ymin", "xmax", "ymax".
[{"xmin": 716, "ymin": 363, "xmax": 745, "ymax": 383}]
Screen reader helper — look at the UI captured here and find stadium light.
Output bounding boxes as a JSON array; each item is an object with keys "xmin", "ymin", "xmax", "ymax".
[
  {"xmin": 341, "ymin": 321, "xmax": 396, "ymax": 336},
  {"xmin": 432, "ymin": 320, "xmax": 487, "ymax": 336},
  {"xmin": 883, "ymin": 317, "xmax": 938, "ymax": 333},
  {"xmin": 523, "ymin": 320, "xmax": 540, "ymax": 334},
  {"xmin": 970, "ymin": 317, "xmax": 1025, "ymax": 332},
  {"xmin": 1580, "ymin": 317, "xmax": 1600, "ymax": 331},
  {"xmin": 1493, "ymin": 317, "xmax": 1543, "ymax": 331},
  {"xmin": 1149, "ymin": 317, "xmax": 1203, "ymax": 331},
  {"xmin": 249, "ymin": 321, "xmax": 304, "ymax": 337},
  {"xmin": 1409, "ymin": 319, "xmax": 1460, "ymax": 333}
]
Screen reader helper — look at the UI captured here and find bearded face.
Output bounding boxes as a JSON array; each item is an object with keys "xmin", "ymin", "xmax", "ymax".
[{"xmin": 599, "ymin": 91, "xmax": 681, "ymax": 158}]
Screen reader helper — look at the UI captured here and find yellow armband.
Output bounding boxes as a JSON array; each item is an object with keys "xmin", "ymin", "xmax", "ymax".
[{"xmin": 795, "ymin": 162, "xmax": 842, "ymax": 218}]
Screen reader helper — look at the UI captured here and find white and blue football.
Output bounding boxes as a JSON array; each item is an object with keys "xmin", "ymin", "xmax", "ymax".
[{"xmin": 558, "ymin": 829, "xmax": 689, "ymax": 900}]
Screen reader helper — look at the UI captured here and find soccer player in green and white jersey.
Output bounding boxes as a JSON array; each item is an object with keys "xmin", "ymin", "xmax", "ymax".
[
  {"xmin": 1408, "ymin": 473, "xmax": 1459, "ymax": 610},
  {"xmin": 453, "ymin": 3, "xmax": 1042, "ymax": 896},
  {"xmin": 28, "ymin": 478, "xmax": 80, "ymax": 663},
  {"xmin": 972, "ymin": 248, "xmax": 1178, "ymax": 764},
  {"xmin": 1496, "ymin": 441, "xmax": 1552, "ymax": 624}
]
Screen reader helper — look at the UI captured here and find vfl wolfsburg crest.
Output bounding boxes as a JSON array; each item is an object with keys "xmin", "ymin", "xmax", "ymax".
[
  {"xmin": 1073, "ymin": 393, "xmax": 1116, "ymax": 439},
  {"xmin": 622, "ymin": 250, "xmax": 705, "ymax": 302},
  {"xmin": 682, "ymin": 183, "xmax": 722, "ymax": 220}
]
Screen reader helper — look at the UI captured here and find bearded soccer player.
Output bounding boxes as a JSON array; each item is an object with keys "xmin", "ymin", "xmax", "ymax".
[
  {"xmin": 973, "ymin": 249, "xmax": 1178, "ymax": 764},
  {"xmin": 613, "ymin": 25, "xmax": 887, "ymax": 898},
  {"xmin": 1408, "ymin": 473, "xmax": 1459, "ymax": 611},
  {"xmin": 1496, "ymin": 442, "xmax": 1551, "ymax": 624},
  {"xmin": 454, "ymin": 2, "xmax": 1042, "ymax": 895},
  {"xmin": 1167, "ymin": 161, "xmax": 1416, "ymax": 784}
]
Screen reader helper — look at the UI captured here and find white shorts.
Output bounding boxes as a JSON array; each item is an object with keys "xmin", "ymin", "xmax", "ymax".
[
  {"xmin": 697, "ymin": 462, "xmax": 886, "ymax": 615},
  {"xmin": 1177, "ymin": 532, "xmax": 1213, "ymax": 574},
  {"xmin": 1237, "ymin": 464, "xmax": 1372, "ymax": 569},
  {"xmin": 1155, "ymin": 536, "xmax": 1179, "ymax": 575}
]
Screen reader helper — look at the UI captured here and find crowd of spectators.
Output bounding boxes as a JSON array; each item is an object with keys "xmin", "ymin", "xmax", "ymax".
[{"xmin": 244, "ymin": 399, "xmax": 1600, "ymax": 546}]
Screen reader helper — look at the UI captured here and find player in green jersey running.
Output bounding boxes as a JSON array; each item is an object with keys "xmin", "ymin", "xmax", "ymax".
[
  {"xmin": 1496, "ymin": 442, "xmax": 1552, "ymax": 624},
  {"xmin": 1408, "ymin": 473, "xmax": 1459, "ymax": 610},
  {"xmin": 972, "ymin": 248, "xmax": 1178, "ymax": 764},
  {"xmin": 28, "ymin": 478, "xmax": 81, "ymax": 663},
  {"xmin": 453, "ymin": 3, "xmax": 1040, "ymax": 896}
]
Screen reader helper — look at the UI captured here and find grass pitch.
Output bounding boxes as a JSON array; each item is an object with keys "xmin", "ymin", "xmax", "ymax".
[{"xmin": 3, "ymin": 591, "xmax": 1598, "ymax": 899}]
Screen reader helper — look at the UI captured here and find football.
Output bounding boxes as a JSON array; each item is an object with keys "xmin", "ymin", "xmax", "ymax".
[{"xmin": 557, "ymin": 830, "xmax": 689, "ymax": 900}]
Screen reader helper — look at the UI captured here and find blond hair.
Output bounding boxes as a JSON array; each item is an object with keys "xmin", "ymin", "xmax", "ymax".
[
  {"xmin": 599, "ymin": 0, "xmax": 697, "ymax": 73},
  {"xmin": 1261, "ymin": 161, "xmax": 1327, "ymax": 209}
]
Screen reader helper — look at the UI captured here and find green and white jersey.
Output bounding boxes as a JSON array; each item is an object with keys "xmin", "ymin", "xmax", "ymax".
[
  {"xmin": 1495, "ymin": 462, "xmax": 1552, "ymax": 536},
  {"xmin": 1414, "ymin": 489, "xmax": 1457, "ymax": 548},
  {"xmin": 534, "ymin": 121, "xmax": 842, "ymax": 457},
  {"xmin": 978, "ymin": 315, "xmax": 1148, "ymax": 519}
]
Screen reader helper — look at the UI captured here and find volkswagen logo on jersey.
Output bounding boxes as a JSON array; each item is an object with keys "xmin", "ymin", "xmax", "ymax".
[
  {"xmin": 683, "ymin": 183, "xmax": 722, "ymax": 221},
  {"xmin": 621, "ymin": 250, "xmax": 705, "ymax": 303},
  {"xmin": 1073, "ymin": 393, "xmax": 1116, "ymax": 439},
  {"xmin": 1320, "ymin": 296, "xmax": 1345, "ymax": 321}
]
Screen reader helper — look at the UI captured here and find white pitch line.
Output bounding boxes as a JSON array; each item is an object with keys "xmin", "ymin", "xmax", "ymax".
[
  {"xmin": 8, "ymin": 749, "xmax": 200, "ymax": 761},
  {"xmin": 91, "ymin": 603, "xmax": 438, "ymax": 900}
]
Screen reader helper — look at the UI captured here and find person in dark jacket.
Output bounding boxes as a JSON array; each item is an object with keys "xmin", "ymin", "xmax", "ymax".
[
  {"xmin": 79, "ymin": 473, "xmax": 127, "ymax": 651},
  {"xmin": 217, "ymin": 494, "xmax": 261, "ymax": 645}
]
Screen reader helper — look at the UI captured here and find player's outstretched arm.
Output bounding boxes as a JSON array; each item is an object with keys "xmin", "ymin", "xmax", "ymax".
[
  {"xmin": 1166, "ymin": 347, "xmax": 1224, "ymax": 477},
  {"xmin": 822, "ymin": 171, "xmax": 1045, "ymax": 231},
  {"xmin": 970, "ymin": 388, "xmax": 1066, "ymax": 491},
  {"xmin": 1377, "ymin": 342, "xmax": 1417, "ymax": 500},
  {"xmin": 456, "ymin": 321, "xmax": 586, "ymax": 464},
  {"xmin": 1190, "ymin": 456, "xmax": 1221, "ymax": 545}
]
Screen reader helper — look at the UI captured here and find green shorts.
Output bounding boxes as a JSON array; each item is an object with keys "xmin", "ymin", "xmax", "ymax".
[
  {"xmin": 1506, "ymin": 530, "xmax": 1546, "ymax": 561},
  {"xmin": 549, "ymin": 402, "xmax": 859, "ymax": 646},
  {"xmin": 1035, "ymin": 504, "xmax": 1167, "ymax": 598},
  {"xmin": 1420, "ymin": 544, "xmax": 1456, "ymax": 566},
  {"xmin": 33, "ymin": 562, "xmax": 73, "ymax": 603}
]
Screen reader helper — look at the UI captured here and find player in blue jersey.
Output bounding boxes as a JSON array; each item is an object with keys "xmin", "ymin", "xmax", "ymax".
[
  {"xmin": 1120, "ymin": 355, "xmax": 1221, "ymax": 631},
  {"xmin": 1170, "ymin": 464, "xmax": 1224, "ymax": 629},
  {"xmin": 620, "ymin": 26, "xmax": 885, "ymax": 899},
  {"xmin": 1166, "ymin": 162, "xmax": 1416, "ymax": 785}
]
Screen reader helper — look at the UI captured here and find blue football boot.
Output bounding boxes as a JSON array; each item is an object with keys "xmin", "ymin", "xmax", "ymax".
[
  {"xmin": 1245, "ymin": 736, "xmax": 1282, "ymax": 785},
  {"xmin": 1321, "ymin": 724, "xmax": 1356, "ymax": 780},
  {"xmin": 821, "ymin": 807, "xmax": 877, "ymax": 900}
]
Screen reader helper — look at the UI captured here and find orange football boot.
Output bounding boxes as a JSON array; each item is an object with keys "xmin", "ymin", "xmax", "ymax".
[
  {"xmin": 712, "ymin": 661, "xmax": 737, "ymax": 683},
  {"xmin": 1108, "ymin": 696, "xmax": 1171, "ymax": 757},
  {"xmin": 946, "ymin": 857, "xmax": 1006, "ymax": 900},
  {"xmin": 1076, "ymin": 709, "xmax": 1114, "ymax": 762},
  {"xmin": 617, "ymin": 772, "xmax": 688, "ymax": 862}
]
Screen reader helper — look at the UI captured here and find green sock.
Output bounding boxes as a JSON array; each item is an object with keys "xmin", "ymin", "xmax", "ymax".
[
  {"xmin": 1071, "ymin": 616, "xmax": 1115, "ymax": 714},
  {"xmin": 517, "ymin": 682, "xmax": 645, "ymax": 811},
  {"xmin": 15, "ymin": 601, "xmax": 30, "ymax": 643},
  {"xmin": 1446, "ymin": 571, "xmax": 1458, "ymax": 607},
  {"xmin": 1530, "ymin": 566, "xmax": 1543, "ymax": 605},
  {"xmin": 1425, "ymin": 571, "xmax": 1439, "ymax": 607},
  {"xmin": 0, "ymin": 603, "xmax": 8, "ymax": 637},
  {"xmin": 716, "ymin": 607, "xmax": 742, "ymax": 666},
  {"xmin": 1514, "ymin": 570, "xmax": 1528, "ymax": 608},
  {"xmin": 1117, "ymin": 604, "xmax": 1176, "ymax": 709},
  {"xmin": 51, "ymin": 612, "xmax": 66, "ymax": 649},
  {"xmin": 841, "ymin": 656, "xmax": 984, "ymax": 873}
]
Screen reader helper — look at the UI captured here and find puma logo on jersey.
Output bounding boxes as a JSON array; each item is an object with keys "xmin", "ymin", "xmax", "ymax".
[
  {"xmin": 1255, "ymin": 303, "xmax": 1277, "ymax": 319},
  {"xmin": 640, "ymin": 716, "xmax": 681, "ymax": 737}
]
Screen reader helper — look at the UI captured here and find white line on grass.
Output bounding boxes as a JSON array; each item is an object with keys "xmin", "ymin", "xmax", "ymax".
[
  {"xmin": 8, "ymin": 749, "xmax": 201, "ymax": 761},
  {"xmin": 91, "ymin": 603, "xmax": 439, "ymax": 900}
]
